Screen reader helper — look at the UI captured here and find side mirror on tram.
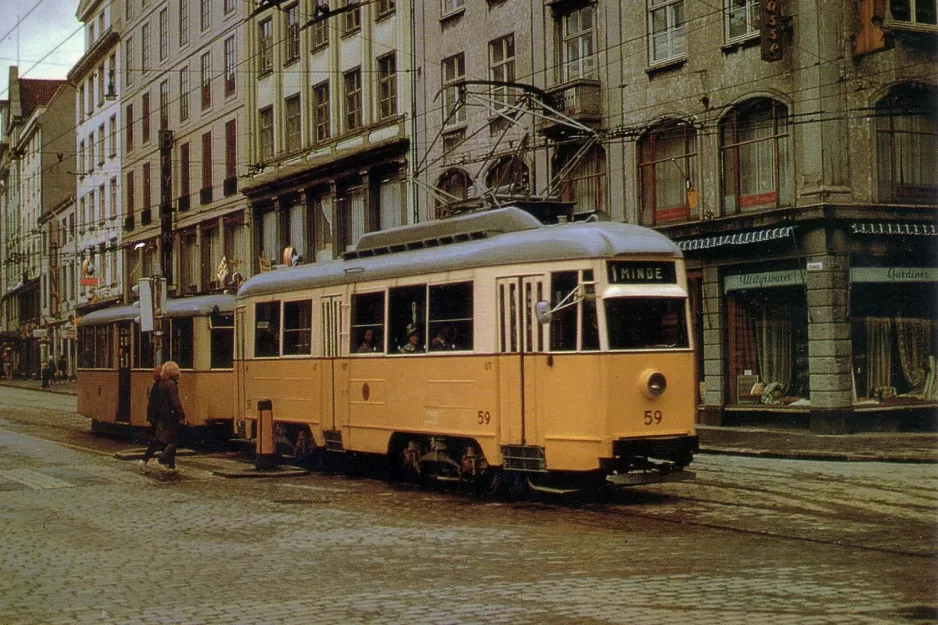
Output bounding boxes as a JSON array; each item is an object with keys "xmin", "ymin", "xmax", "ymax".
[{"xmin": 534, "ymin": 300, "xmax": 553, "ymax": 325}]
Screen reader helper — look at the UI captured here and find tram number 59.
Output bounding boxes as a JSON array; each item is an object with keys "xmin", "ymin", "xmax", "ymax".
[
  {"xmin": 477, "ymin": 410, "xmax": 491, "ymax": 425},
  {"xmin": 643, "ymin": 410, "xmax": 663, "ymax": 425}
]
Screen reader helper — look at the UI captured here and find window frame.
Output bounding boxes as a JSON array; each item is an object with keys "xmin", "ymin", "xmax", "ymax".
[
  {"xmin": 647, "ymin": 0, "xmax": 686, "ymax": 66},
  {"xmin": 441, "ymin": 53, "xmax": 466, "ymax": 126},
  {"xmin": 343, "ymin": 68, "xmax": 363, "ymax": 132},
  {"xmin": 377, "ymin": 53, "xmax": 397, "ymax": 120}
]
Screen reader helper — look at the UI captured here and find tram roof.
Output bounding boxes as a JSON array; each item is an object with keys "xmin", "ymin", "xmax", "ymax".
[
  {"xmin": 77, "ymin": 293, "xmax": 236, "ymax": 327},
  {"xmin": 238, "ymin": 207, "xmax": 682, "ymax": 300}
]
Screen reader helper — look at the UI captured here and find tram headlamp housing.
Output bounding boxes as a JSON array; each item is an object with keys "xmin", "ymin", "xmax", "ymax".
[{"xmin": 640, "ymin": 370, "xmax": 667, "ymax": 398}]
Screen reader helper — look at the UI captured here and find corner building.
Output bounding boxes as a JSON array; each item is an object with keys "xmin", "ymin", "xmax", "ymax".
[{"xmin": 414, "ymin": 0, "xmax": 937, "ymax": 433}]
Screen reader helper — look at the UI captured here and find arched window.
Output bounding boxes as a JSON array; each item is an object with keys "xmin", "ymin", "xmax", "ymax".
[
  {"xmin": 555, "ymin": 144, "xmax": 607, "ymax": 217},
  {"xmin": 720, "ymin": 98, "xmax": 791, "ymax": 214},
  {"xmin": 435, "ymin": 168, "xmax": 471, "ymax": 218},
  {"xmin": 638, "ymin": 120, "xmax": 698, "ymax": 226},
  {"xmin": 876, "ymin": 83, "xmax": 938, "ymax": 204}
]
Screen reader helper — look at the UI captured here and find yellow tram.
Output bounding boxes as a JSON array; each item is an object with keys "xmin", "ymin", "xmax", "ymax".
[
  {"xmin": 77, "ymin": 294, "xmax": 236, "ymax": 437},
  {"xmin": 235, "ymin": 208, "xmax": 697, "ymax": 492}
]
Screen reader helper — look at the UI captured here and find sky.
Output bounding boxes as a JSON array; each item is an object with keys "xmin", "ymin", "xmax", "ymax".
[{"xmin": 0, "ymin": 0, "xmax": 85, "ymax": 101}]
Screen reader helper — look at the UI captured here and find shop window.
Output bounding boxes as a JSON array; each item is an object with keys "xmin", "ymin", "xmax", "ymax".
[
  {"xmin": 170, "ymin": 318, "xmax": 194, "ymax": 369},
  {"xmin": 428, "ymin": 282, "xmax": 473, "ymax": 351},
  {"xmin": 254, "ymin": 301, "xmax": 281, "ymax": 357},
  {"xmin": 389, "ymin": 285, "xmax": 426, "ymax": 353},
  {"xmin": 875, "ymin": 83, "xmax": 938, "ymax": 204},
  {"xmin": 351, "ymin": 292, "xmax": 385, "ymax": 354},
  {"xmin": 721, "ymin": 98, "xmax": 791, "ymax": 214},
  {"xmin": 638, "ymin": 121, "xmax": 698, "ymax": 226},
  {"xmin": 210, "ymin": 313, "xmax": 234, "ymax": 369},
  {"xmin": 550, "ymin": 270, "xmax": 599, "ymax": 351},
  {"xmin": 726, "ymin": 287, "xmax": 808, "ymax": 405},
  {"xmin": 851, "ymin": 280, "xmax": 938, "ymax": 403},
  {"xmin": 283, "ymin": 300, "xmax": 312, "ymax": 355}
]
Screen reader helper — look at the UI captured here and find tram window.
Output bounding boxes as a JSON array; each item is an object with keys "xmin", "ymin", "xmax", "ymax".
[
  {"xmin": 550, "ymin": 272, "xmax": 578, "ymax": 351},
  {"xmin": 389, "ymin": 285, "xmax": 426, "ymax": 354},
  {"xmin": 94, "ymin": 326, "xmax": 112, "ymax": 368},
  {"xmin": 581, "ymin": 271, "xmax": 599, "ymax": 351},
  {"xmin": 283, "ymin": 300, "xmax": 312, "ymax": 355},
  {"xmin": 137, "ymin": 327, "xmax": 154, "ymax": 368},
  {"xmin": 255, "ymin": 301, "xmax": 281, "ymax": 357},
  {"xmin": 210, "ymin": 313, "xmax": 234, "ymax": 368},
  {"xmin": 170, "ymin": 318, "xmax": 194, "ymax": 369},
  {"xmin": 606, "ymin": 298, "xmax": 689, "ymax": 350},
  {"xmin": 428, "ymin": 282, "xmax": 473, "ymax": 351},
  {"xmin": 350, "ymin": 292, "xmax": 384, "ymax": 354},
  {"xmin": 79, "ymin": 327, "xmax": 95, "ymax": 368}
]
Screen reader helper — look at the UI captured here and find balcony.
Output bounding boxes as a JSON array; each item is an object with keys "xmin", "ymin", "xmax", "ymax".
[
  {"xmin": 223, "ymin": 176, "xmax": 237, "ymax": 197},
  {"xmin": 141, "ymin": 209, "xmax": 152, "ymax": 226},
  {"xmin": 200, "ymin": 186, "xmax": 213, "ymax": 205},
  {"xmin": 178, "ymin": 194, "xmax": 190, "ymax": 212},
  {"xmin": 124, "ymin": 214, "xmax": 135, "ymax": 231},
  {"xmin": 537, "ymin": 79, "xmax": 602, "ymax": 140}
]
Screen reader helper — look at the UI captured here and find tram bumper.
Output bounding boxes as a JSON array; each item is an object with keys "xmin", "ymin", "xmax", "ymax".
[{"xmin": 601, "ymin": 434, "xmax": 699, "ymax": 485}]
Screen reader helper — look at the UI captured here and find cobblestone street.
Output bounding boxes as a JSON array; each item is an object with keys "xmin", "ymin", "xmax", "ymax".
[{"xmin": 1, "ymin": 392, "xmax": 936, "ymax": 625}]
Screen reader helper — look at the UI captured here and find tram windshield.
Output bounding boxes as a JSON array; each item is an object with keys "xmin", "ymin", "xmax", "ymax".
[{"xmin": 605, "ymin": 298, "xmax": 689, "ymax": 350}]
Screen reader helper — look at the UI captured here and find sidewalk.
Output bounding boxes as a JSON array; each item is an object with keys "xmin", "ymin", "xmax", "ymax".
[{"xmin": 0, "ymin": 377, "xmax": 935, "ymax": 463}]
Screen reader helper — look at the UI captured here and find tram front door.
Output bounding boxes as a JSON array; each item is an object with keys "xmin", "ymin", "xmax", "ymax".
[
  {"xmin": 495, "ymin": 275, "xmax": 548, "ymax": 450},
  {"xmin": 115, "ymin": 322, "xmax": 132, "ymax": 423}
]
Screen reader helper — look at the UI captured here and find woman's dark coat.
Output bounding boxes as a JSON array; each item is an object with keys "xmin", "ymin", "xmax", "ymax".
[{"xmin": 155, "ymin": 378, "xmax": 186, "ymax": 444}]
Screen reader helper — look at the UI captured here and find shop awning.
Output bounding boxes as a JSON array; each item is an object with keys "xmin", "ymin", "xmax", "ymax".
[
  {"xmin": 850, "ymin": 222, "xmax": 937, "ymax": 236},
  {"xmin": 677, "ymin": 226, "xmax": 794, "ymax": 251}
]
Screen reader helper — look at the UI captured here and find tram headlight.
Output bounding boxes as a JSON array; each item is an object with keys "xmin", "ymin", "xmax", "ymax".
[{"xmin": 640, "ymin": 370, "xmax": 667, "ymax": 398}]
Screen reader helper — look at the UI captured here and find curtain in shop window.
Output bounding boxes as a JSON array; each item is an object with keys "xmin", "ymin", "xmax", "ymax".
[
  {"xmin": 757, "ymin": 301, "xmax": 792, "ymax": 391},
  {"xmin": 895, "ymin": 318, "xmax": 932, "ymax": 395},
  {"xmin": 865, "ymin": 317, "xmax": 892, "ymax": 394}
]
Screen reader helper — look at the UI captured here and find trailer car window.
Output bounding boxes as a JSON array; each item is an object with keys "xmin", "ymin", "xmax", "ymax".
[
  {"xmin": 136, "ymin": 326, "xmax": 154, "ymax": 368},
  {"xmin": 94, "ymin": 325, "xmax": 111, "ymax": 368},
  {"xmin": 254, "ymin": 301, "xmax": 281, "ymax": 357},
  {"xmin": 429, "ymin": 282, "xmax": 473, "ymax": 351},
  {"xmin": 211, "ymin": 313, "xmax": 234, "ymax": 368},
  {"xmin": 389, "ymin": 285, "xmax": 426, "ymax": 354},
  {"xmin": 283, "ymin": 300, "xmax": 312, "ymax": 355},
  {"xmin": 350, "ymin": 292, "xmax": 385, "ymax": 354},
  {"xmin": 171, "ymin": 318, "xmax": 194, "ymax": 368}
]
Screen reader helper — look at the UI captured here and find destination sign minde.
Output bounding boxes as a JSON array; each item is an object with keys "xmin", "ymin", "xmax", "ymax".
[{"xmin": 607, "ymin": 261, "xmax": 676, "ymax": 285}]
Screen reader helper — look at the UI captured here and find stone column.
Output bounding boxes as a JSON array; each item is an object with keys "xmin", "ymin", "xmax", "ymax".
[
  {"xmin": 700, "ymin": 263, "xmax": 726, "ymax": 425},
  {"xmin": 804, "ymin": 227, "xmax": 854, "ymax": 433}
]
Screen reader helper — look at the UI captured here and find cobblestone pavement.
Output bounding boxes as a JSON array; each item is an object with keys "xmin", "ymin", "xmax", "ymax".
[{"xmin": 1, "ymin": 426, "xmax": 936, "ymax": 624}]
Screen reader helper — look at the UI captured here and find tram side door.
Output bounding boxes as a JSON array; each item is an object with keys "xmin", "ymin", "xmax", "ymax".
[
  {"xmin": 234, "ymin": 306, "xmax": 247, "ymax": 437},
  {"xmin": 320, "ymin": 295, "xmax": 344, "ymax": 436},
  {"xmin": 495, "ymin": 276, "xmax": 548, "ymax": 449},
  {"xmin": 116, "ymin": 322, "xmax": 132, "ymax": 423}
]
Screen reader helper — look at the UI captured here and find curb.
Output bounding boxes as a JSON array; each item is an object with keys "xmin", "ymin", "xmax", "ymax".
[{"xmin": 213, "ymin": 467, "xmax": 309, "ymax": 479}]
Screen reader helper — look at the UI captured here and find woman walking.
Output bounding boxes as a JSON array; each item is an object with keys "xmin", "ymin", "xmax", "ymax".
[{"xmin": 154, "ymin": 361, "xmax": 187, "ymax": 474}]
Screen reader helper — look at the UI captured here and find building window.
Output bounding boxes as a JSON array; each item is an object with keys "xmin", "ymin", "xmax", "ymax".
[
  {"xmin": 442, "ymin": 0, "xmax": 465, "ymax": 17},
  {"xmin": 285, "ymin": 4, "xmax": 300, "ymax": 63},
  {"xmin": 142, "ymin": 93, "xmax": 151, "ymax": 143},
  {"xmin": 110, "ymin": 178, "xmax": 118, "ymax": 219},
  {"xmin": 98, "ymin": 184, "xmax": 106, "ymax": 222},
  {"xmin": 312, "ymin": 12, "xmax": 329, "ymax": 48},
  {"xmin": 225, "ymin": 119, "xmax": 237, "ymax": 193},
  {"xmin": 200, "ymin": 51, "xmax": 211, "ymax": 109},
  {"xmin": 889, "ymin": 0, "xmax": 938, "ymax": 26},
  {"xmin": 258, "ymin": 18, "xmax": 273, "ymax": 75},
  {"xmin": 126, "ymin": 0, "xmax": 134, "ymax": 20},
  {"xmin": 285, "ymin": 94, "xmax": 302, "ymax": 153},
  {"xmin": 638, "ymin": 121, "xmax": 698, "ymax": 225},
  {"xmin": 142, "ymin": 163, "xmax": 151, "ymax": 219},
  {"xmin": 97, "ymin": 125, "xmax": 105, "ymax": 166},
  {"xmin": 97, "ymin": 64, "xmax": 105, "ymax": 106},
  {"xmin": 648, "ymin": 0, "xmax": 685, "ymax": 65},
  {"xmin": 224, "ymin": 36, "xmax": 236, "ymax": 95},
  {"xmin": 313, "ymin": 81, "xmax": 330, "ymax": 142},
  {"xmin": 179, "ymin": 66, "xmax": 190, "ymax": 121},
  {"xmin": 556, "ymin": 144, "xmax": 607, "ymax": 216},
  {"xmin": 344, "ymin": 68, "xmax": 362, "ymax": 131},
  {"xmin": 180, "ymin": 142, "xmax": 190, "ymax": 201},
  {"xmin": 343, "ymin": 0, "xmax": 361, "ymax": 33},
  {"xmin": 224, "ymin": 0, "xmax": 236, "ymax": 14},
  {"xmin": 124, "ymin": 37, "xmax": 134, "ymax": 87},
  {"xmin": 159, "ymin": 80, "xmax": 169, "ymax": 129},
  {"xmin": 200, "ymin": 0, "xmax": 211, "ymax": 31},
  {"xmin": 125, "ymin": 103, "xmax": 134, "ymax": 151},
  {"xmin": 107, "ymin": 54, "xmax": 116, "ymax": 97},
  {"xmin": 435, "ymin": 168, "xmax": 470, "ymax": 217},
  {"xmin": 725, "ymin": 0, "xmax": 760, "ymax": 42},
  {"xmin": 126, "ymin": 170, "xmax": 135, "ymax": 219},
  {"xmin": 159, "ymin": 8, "xmax": 168, "ymax": 61},
  {"xmin": 79, "ymin": 84, "xmax": 85, "ymax": 120},
  {"xmin": 720, "ymin": 98, "xmax": 791, "ymax": 214},
  {"xmin": 442, "ymin": 53, "xmax": 465, "ymax": 126},
  {"xmin": 109, "ymin": 115, "xmax": 117, "ymax": 156},
  {"xmin": 141, "ymin": 23, "xmax": 150, "ymax": 74},
  {"xmin": 876, "ymin": 83, "xmax": 938, "ymax": 204},
  {"xmin": 201, "ymin": 131, "xmax": 212, "ymax": 201},
  {"xmin": 377, "ymin": 53, "xmax": 397, "ymax": 120},
  {"xmin": 377, "ymin": 0, "xmax": 395, "ymax": 17},
  {"xmin": 561, "ymin": 6, "xmax": 595, "ymax": 81},
  {"xmin": 259, "ymin": 106, "xmax": 274, "ymax": 162},
  {"xmin": 489, "ymin": 35, "xmax": 515, "ymax": 110},
  {"xmin": 179, "ymin": 0, "xmax": 190, "ymax": 46}
]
